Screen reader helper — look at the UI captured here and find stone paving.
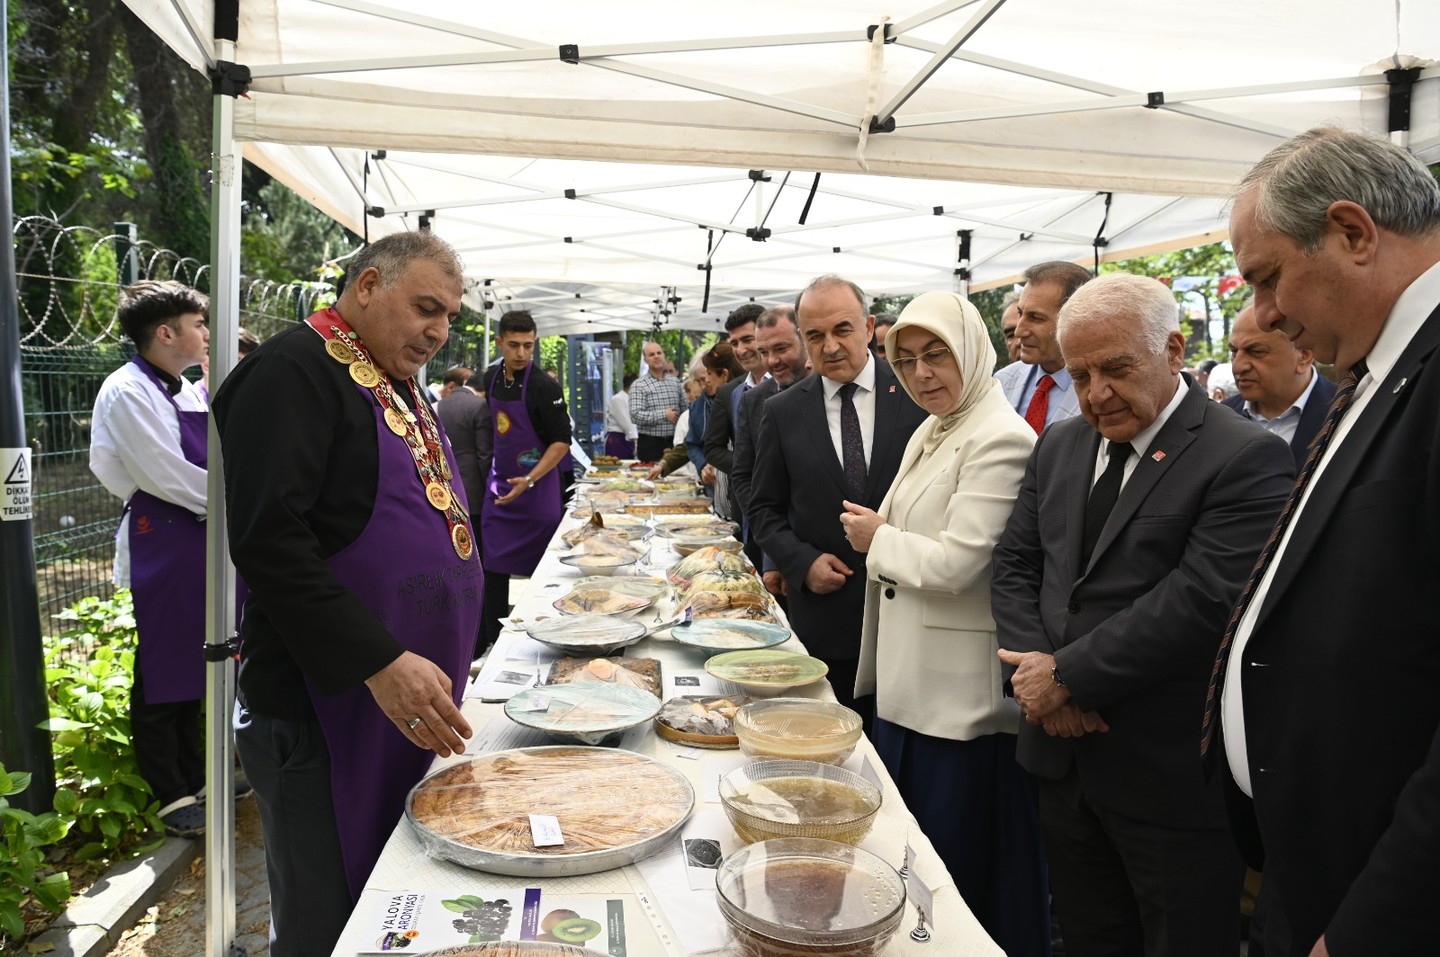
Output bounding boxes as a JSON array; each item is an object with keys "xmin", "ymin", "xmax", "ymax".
[{"xmin": 106, "ymin": 796, "xmax": 270, "ymax": 957}]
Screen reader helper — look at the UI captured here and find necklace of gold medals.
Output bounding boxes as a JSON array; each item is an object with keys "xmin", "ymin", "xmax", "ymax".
[{"xmin": 307, "ymin": 309, "xmax": 474, "ymax": 562}]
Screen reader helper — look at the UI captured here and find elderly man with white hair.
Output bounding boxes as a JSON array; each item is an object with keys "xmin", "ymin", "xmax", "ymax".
[{"xmin": 991, "ymin": 272, "xmax": 1294, "ymax": 957}]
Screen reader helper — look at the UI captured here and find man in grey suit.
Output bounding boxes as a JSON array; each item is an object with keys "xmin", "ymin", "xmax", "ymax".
[
  {"xmin": 995, "ymin": 261, "xmax": 1093, "ymax": 433},
  {"xmin": 992, "ymin": 272, "xmax": 1293, "ymax": 957},
  {"xmin": 750, "ymin": 276, "xmax": 926, "ymax": 721}
]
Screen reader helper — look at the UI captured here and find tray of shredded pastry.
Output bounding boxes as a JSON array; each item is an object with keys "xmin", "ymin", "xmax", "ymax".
[{"xmin": 405, "ymin": 746, "xmax": 695, "ymax": 876}]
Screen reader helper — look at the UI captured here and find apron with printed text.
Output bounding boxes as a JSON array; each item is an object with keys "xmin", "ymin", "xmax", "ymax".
[{"xmin": 306, "ymin": 371, "xmax": 482, "ymax": 898}]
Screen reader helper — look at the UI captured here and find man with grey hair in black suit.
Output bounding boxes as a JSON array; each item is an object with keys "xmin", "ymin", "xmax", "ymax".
[{"xmin": 992, "ymin": 272, "xmax": 1293, "ymax": 957}]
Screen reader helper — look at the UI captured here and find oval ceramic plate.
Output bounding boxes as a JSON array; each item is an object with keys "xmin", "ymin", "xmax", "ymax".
[
  {"xmin": 672, "ymin": 619, "xmax": 791, "ymax": 655},
  {"xmin": 521, "ymin": 614, "xmax": 647, "ymax": 655},
  {"xmin": 504, "ymin": 683, "xmax": 661, "ymax": 745},
  {"xmin": 705, "ymin": 650, "xmax": 828, "ymax": 697}
]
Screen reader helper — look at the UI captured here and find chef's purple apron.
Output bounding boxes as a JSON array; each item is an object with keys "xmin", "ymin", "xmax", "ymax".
[
  {"xmin": 305, "ymin": 370, "xmax": 482, "ymax": 897},
  {"xmin": 480, "ymin": 363, "xmax": 562, "ymax": 575},
  {"xmin": 604, "ymin": 431, "xmax": 635, "ymax": 458},
  {"xmin": 126, "ymin": 356, "xmax": 208, "ymax": 705}
]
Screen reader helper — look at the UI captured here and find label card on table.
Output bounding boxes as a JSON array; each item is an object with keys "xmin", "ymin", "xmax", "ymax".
[
  {"xmin": 529, "ymin": 814, "xmax": 564, "ymax": 847},
  {"xmin": 907, "ymin": 866, "xmax": 936, "ymax": 930}
]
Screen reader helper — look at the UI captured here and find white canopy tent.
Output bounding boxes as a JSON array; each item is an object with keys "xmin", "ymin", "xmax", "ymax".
[
  {"xmin": 128, "ymin": 0, "xmax": 1438, "ymax": 329},
  {"xmin": 112, "ymin": 2, "xmax": 1439, "ymax": 954}
]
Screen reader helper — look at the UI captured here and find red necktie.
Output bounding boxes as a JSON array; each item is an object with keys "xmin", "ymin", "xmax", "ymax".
[{"xmin": 1024, "ymin": 374, "xmax": 1055, "ymax": 434}]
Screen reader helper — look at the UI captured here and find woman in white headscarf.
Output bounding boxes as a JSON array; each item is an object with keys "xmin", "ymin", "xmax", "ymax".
[{"xmin": 840, "ymin": 291, "xmax": 1049, "ymax": 957}]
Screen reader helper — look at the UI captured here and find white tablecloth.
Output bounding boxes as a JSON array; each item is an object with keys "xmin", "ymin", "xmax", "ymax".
[{"xmin": 330, "ymin": 504, "xmax": 1003, "ymax": 957}]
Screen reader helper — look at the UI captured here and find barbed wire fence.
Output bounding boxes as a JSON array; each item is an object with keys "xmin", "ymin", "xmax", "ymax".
[{"xmin": 16, "ymin": 217, "xmax": 338, "ymax": 635}]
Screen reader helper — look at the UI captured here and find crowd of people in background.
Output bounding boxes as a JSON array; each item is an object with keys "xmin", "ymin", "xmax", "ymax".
[{"xmin": 86, "ymin": 126, "xmax": 1440, "ymax": 957}]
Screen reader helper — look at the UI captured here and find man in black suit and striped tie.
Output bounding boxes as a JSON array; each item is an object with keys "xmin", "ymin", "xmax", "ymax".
[{"xmin": 749, "ymin": 275, "xmax": 927, "ymax": 723}]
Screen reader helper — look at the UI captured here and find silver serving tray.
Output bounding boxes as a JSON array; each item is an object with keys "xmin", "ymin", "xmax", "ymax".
[{"xmin": 405, "ymin": 746, "xmax": 695, "ymax": 877}]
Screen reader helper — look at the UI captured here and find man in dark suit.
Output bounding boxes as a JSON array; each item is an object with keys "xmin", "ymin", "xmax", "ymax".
[
  {"xmin": 992, "ymin": 272, "xmax": 1293, "ymax": 957},
  {"xmin": 1223, "ymin": 302, "xmax": 1337, "ymax": 469},
  {"xmin": 703, "ymin": 303, "xmax": 768, "ymax": 528},
  {"xmin": 1210, "ymin": 127, "xmax": 1440, "ymax": 957},
  {"xmin": 733, "ymin": 306, "xmax": 806, "ymax": 600},
  {"xmin": 750, "ymin": 275, "xmax": 927, "ymax": 720}
]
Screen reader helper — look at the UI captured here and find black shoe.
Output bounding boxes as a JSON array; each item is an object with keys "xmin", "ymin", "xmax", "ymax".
[{"xmin": 160, "ymin": 800, "xmax": 205, "ymax": 838}]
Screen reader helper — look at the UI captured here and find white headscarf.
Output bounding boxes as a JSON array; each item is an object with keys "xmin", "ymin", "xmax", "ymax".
[{"xmin": 885, "ymin": 291, "xmax": 999, "ymax": 453}]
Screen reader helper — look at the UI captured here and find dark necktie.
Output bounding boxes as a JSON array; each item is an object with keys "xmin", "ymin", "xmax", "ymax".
[
  {"xmin": 839, "ymin": 382, "xmax": 867, "ymax": 501},
  {"xmin": 1200, "ymin": 362, "xmax": 1366, "ymax": 758},
  {"xmin": 1024, "ymin": 374, "xmax": 1056, "ymax": 434},
  {"xmin": 1080, "ymin": 440, "xmax": 1132, "ymax": 567}
]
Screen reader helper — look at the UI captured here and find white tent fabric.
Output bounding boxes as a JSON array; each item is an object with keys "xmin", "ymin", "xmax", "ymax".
[{"xmin": 127, "ymin": 0, "xmax": 1439, "ymax": 326}]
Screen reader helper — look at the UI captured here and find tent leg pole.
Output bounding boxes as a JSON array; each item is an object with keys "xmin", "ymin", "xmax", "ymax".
[{"xmin": 206, "ymin": 32, "xmax": 244, "ymax": 957}]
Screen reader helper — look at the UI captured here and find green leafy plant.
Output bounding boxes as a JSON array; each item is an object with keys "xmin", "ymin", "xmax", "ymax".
[
  {"xmin": 43, "ymin": 590, "xmax": 164, "ymax": 860},
  {"xmin": 0, "ymin": 764, "xmax": 73, "ymax": 941}
]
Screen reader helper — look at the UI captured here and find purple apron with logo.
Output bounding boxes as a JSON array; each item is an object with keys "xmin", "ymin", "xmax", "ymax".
[
  {"xmin": 126, "ymin": 356, "xmax": 208, "ymax": 705},
  {"xmin": 306, "ymin": 380, "xmax": 482, "ymax": 897},
  {"xmin": 480, "ymin": 364, "xmax": 561, "ymax": 575}
]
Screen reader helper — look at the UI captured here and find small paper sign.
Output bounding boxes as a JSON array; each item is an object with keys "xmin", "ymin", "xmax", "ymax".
[
  {"xmin": 907, "ymin": 868, "xmax": 935, "ymax": 930},
  {"xmin": 529, "ymin": 814, "xmax": 564, "ymax": 847},
  {"xmin": 519, "ymin": 695, "xmax": 550, "ymax": 713},
  {"xmin": 904, "ymin": 842, "xmax": 916, "ymax": 873},
  {"xmin": 860, "ymin": 754, "xmax": 884, "ymax": 792}
]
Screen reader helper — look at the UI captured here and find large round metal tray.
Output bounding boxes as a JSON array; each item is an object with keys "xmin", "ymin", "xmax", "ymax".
[{"xmin": 405, "ymin": 746, "xmax": 695, "ymax": 877}]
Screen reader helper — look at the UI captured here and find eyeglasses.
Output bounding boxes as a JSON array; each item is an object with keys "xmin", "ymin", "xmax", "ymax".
[{"xmin": 891, "ymin": 345, "xmax": 953, "ymax": 375}]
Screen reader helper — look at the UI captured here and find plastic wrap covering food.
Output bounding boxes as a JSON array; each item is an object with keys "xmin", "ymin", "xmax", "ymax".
[
  {"xmin": 569, "ymin": 489, "xmax": 629, "ymax": 515},
  {"xmin": 422, "ymin": 941, "xmax": 593, "ymax": 957},
  {"xmin": 568, "ymin": 576, "xmax": 669, "ymax": 599},
  {"xmin": 666, "ymin": 547, "xmax": 754, "ymax": 587},
  {"xmin": 504, "ymin": 683, "xmax": 661, "ymax": 745},
  {"xmin": 521, "ymin": 615, "xmax": 647, "ymax": 655},
  {"xmin": 551, "ymin": 586, "xmax": 651, "ymax": 616},
  {"xmin": 733, "ymin": 698, "xmax": 863, "ymax": 765},
  {"xmin": 705, "ymin": 650, "xmax": 828, "ymax": 696},
  {"xmin": 406, "ymin": 747, "xmax": 695, "ymax": 876},
  {"xmin": 623, "ymin": 497, "xmax": 711, "ymax": 515},
  {"xmin": 548, "ymin": 656, "xmax": 662, "ymax": 698},
  {"xmin": 654, "ymin": 519, "xmax": 738, "ymax": 540},
  {"xmin": 715, "ymin": 838, "xmax": 906, "ymax": 957},
  {"xmin": 654, "ymin": 694, "xmax": 754, "ymax": 748},
  {"xmin": 681, "ymin": 591, "xmax": 777, "ymax": 623},
  {"xmin": 671, "ymin": 619, "xmax": 791, "ymax": 654},
  {"xmin": 719, "ymin": 760, "xmax": 882, "ymax": 846},
  {"xmin": 560, "ymin": 513, "xmax": 646, "ymax": 548}
]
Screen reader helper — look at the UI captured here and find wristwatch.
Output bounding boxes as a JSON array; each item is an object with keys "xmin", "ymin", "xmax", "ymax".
[
  {"xmin": 1051, "ymin": 662, "xmax": 1066, "ymax": 687},
  {"xmin": 524, "ymin": 474, "xmax": 536, "ymax": 489}
]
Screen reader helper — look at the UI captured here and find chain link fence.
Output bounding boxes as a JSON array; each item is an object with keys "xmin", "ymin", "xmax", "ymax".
[{"xmin": 17, "ymin": 217, "xmax": 337, "ymax": 635}]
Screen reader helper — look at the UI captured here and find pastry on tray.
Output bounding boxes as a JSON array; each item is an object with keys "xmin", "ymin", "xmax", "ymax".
[{"xmin": 547, "ymin": 655, "xmax": 663, "ymax": 698}]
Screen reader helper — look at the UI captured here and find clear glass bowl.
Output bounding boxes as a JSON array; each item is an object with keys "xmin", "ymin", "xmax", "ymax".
[
  {"xmin": 734, "ymin": 698, "xmax": 863, "ymax": 766},
  {"xmin": 715, "ymin": 837, "xmax": 906, "ymax": 957},
  {"xmin": 719, "ymin": 760, "xmax": 881, "ymax": 846}
]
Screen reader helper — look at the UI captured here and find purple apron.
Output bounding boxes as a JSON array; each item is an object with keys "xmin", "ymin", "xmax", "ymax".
[
  {"xmin": 126, "ymin": 356, "xmax": 208, "ymax": 705},
  {"xmin": 305, "ymin": 375, "xmax": 483, "ymax": 897},
  {"xmin": 480, "ymin": 363, "xmax": 562, "ymax": 575},
  {"xmin": 604, "ymin": 432, "xmax": 635, "ymax": 458}
]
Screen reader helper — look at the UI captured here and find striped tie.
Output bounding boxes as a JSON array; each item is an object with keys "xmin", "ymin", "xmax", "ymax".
[{"xmin": 1200, "ymin": 362, "xmax": 1365, "ymax": 759}]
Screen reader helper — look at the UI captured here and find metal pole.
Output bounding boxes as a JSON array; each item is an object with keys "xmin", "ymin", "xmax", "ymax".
[
  {"xmin": 0, "ymin": 0, "xmax": 54, "ymax": 813},
  {"xmin": 205, "ymin": 19, "xmax": 244, "ymax": 957}
]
